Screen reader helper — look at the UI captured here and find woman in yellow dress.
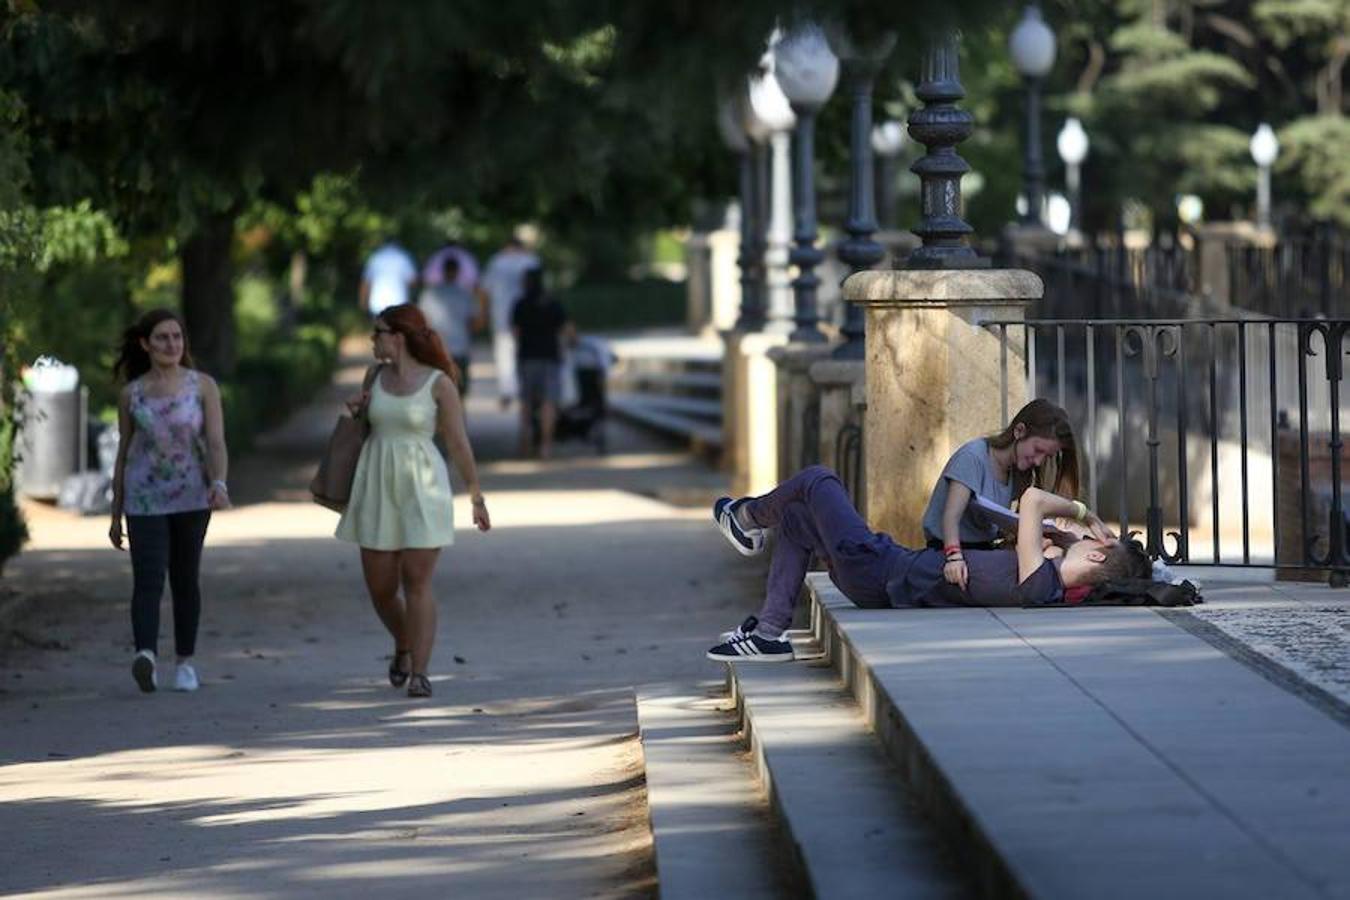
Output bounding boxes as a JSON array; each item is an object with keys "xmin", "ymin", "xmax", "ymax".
[{"xmin": 337, "ymin": 303, "xmax": 491, "ymax": 697}]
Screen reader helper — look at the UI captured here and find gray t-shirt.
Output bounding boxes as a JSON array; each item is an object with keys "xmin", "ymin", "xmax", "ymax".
[
  {"xmin": 418, "ymin": 284, "xmax": 476, "ymax": 357},
  {"xmin": 921, "ymin": 438, "xmax": 1013, "ymax": 544}
]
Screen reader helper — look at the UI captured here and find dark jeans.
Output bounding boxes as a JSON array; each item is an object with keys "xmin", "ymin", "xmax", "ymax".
[
  {"xmin": 127, "ymin": 510, "xmax": 211, "ymax": 657},
  {"xmin": 743, "ymin": 465, "xmax": 919, "ymax": 636}
]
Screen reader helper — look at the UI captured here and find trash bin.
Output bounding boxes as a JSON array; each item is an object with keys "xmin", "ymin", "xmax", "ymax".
[{"xmin": 15, "ymin": 357, "xmax": 86, "ymax": 500}]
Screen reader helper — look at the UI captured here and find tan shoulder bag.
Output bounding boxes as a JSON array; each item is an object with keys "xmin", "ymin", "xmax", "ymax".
[{"xmin": 310, "ymin": 364, "xmax": 382, "ymax": 512}]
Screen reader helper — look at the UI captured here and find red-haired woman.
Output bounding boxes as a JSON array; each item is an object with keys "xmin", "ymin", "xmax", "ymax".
[{"xmin": 336, "ymin": 303, "xmax": 491, "ymax": 698}]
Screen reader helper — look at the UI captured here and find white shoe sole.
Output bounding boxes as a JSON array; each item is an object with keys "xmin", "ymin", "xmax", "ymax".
[{"xmin": 705, "ymin": 649, "xmax": 795, "ymax": 663}]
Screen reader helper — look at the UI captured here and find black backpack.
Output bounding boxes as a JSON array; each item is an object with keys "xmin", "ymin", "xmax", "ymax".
[{"xmin": 1080, "ymin": 578, "xmax": 1203, "ymax": 607}]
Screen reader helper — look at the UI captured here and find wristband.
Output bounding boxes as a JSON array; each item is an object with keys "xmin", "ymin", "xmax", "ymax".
[
  {"xmin": 1071, "ymin": 500, "xmax": 1088, "ymax": 522},
  {"xmin": 945, "ymin": 555, "xmax": 964, "ymax": 563},
  {"xmin": 943, "ymin": 544, "xmax": 962, "ymax": 556},
  {"xmin": 212, "ymin": 480, "xmax": 229, "ymax": 494}
]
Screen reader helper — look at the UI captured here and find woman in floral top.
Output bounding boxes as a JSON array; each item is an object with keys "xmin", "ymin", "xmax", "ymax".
[{"xmin": 109, "ymin": 309, "xmax": 230, "ymax": 694}]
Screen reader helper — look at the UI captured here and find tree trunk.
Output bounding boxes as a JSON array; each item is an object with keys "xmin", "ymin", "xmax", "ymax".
[{"xmin": 180, "ymin": 213, "xmax": 236, "ymax": 378}]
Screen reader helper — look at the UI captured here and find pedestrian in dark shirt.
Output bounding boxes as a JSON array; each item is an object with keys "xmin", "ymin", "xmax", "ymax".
[
  {"xmin": 706, "ymin": 465, "xmax": 1150, "ymax": 662},
  {"xmin": 510, "ymin": 266, "xmax": 574, "ymax": 458}
]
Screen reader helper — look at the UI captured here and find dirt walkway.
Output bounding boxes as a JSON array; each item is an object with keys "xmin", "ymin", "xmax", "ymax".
[{"xmin": 0, "ymin": 341, "xmax": 762, "ymax": 899}]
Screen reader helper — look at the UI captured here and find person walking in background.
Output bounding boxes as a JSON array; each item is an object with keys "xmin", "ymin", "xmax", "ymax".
[
  {"xmin": 109, "ymin": 309, "xmax": 231, "ymax": 693},
  {"xmin": 511, "ymin": 266, "xmax": 574, "ymax": 459},
  {"xmin": 336, "ymin": 304, "xmax": 491, "ymax": 699},
  {"xmin": 360, "ymin": 239, "xmax": 418, "ymax": 317},
  {"xmin": 418, "ymin": 255, "xmax": 484, "ymax": 397},
  {"xmin": 421, "ymin": 240, "xmax": 481, "ymax": 294},
  {"xmin": 480, "ymin": 235, "xmax": 539, "ymax": 408}
]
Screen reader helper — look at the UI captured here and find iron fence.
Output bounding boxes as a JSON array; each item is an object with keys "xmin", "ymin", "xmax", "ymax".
[
  {"xmin": 1227, "ymin": 231, "xmax": 1349, "ymax": 318},
  {"xmin": 984, "ymin": 317, "xmax": 1348, "ymax": 581}
]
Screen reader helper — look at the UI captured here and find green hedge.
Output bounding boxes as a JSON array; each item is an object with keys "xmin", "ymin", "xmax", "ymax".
[
  {"xmin": 554, "ymin": 278, "xmax": 684, "ymax": 331},
  {"xmin": 223, "ymin": 322, "xmax": 339, "ymax": 454}
]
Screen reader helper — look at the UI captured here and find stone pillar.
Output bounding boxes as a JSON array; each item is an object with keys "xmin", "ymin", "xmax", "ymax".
[
  {"xmin": 685, "ymin": 232, "xmax": 712, "ymax": 333},
  {"xmin": 843, "ymin": 269, "xmax": 1040, "ymax": 544},
  {"xmin": 768, "ymin": 344, "xmax": 834, "ymax": 480},
  {"xmin": 725, "ymin": 331, "xmax": 791, "ymax": 496},
  {"xmin": 809, "ymin": 358, "xmax": 865, "ymax": 472},
  {"xmin": 1000, "ymin": 222, "xmax": 1061, "ymax": 263},
  {"xmin": 1194, "ymin": 221, "xmax": 1277, "ymax": 305}
]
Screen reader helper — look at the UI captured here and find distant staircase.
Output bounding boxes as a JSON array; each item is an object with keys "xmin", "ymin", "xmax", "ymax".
[{"xmin": 606, "ymin": 335, "xmax": 723, "ymax": 452}]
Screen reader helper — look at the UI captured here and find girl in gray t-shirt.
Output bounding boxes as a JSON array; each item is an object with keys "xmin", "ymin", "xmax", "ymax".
[{"xmin": 921, "ymin": 399, "xmax": 1081, "ymax": 592}]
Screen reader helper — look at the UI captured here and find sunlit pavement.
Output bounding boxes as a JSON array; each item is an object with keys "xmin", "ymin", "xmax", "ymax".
[{"xmin": 0, "ymin": 339, "xmax": 759, "ymax": 899}]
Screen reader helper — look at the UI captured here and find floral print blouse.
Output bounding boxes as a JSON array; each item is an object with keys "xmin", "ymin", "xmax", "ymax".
[{"xmin": 124, "ymin": 370, "xmax": 211, "ymax": 515}]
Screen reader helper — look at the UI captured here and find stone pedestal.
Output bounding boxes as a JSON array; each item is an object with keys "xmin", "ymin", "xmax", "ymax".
[
  {"xmin": 1000, "ymin": 222, "xmax": 1062, "ymax": 261},
  {"xmin": 724, "ymin": 331, "xmax": 790, "ymax": 496},
  {"xmin": 686, "ymin": 228, "xmax": 742, "ymax": 336},
  {"xmin": 843, "ymin": 269, "xmax": 1040, "ymax": 544},
  {"xmin": 768, "ymin": 344, "xmax": 834, "ymax": 482},
  {"xmin": 808, "ymin": 359, "xmax": 865, "ymax": 473},
  {"xmin": 1195, "ymin": 221, "xmax": 1276, "ymax": 305}
]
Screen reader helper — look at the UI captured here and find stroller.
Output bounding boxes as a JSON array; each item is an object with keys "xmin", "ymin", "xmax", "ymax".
[{"xmin": 533, "ymin": 335, "xmax": 614, "ymax": 454}]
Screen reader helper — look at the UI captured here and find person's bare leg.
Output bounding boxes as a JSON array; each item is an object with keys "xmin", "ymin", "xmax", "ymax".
[
  {"xmin": 360, "ymin": 549, "xmax": 407, "ymax": 655},
  {"xmin": 538, "ymin": 401, "xmax": 557, "ymax": 459},
  {"xmin": 400, "ymin": 548, "xmax": 442, "ymax": 676}
]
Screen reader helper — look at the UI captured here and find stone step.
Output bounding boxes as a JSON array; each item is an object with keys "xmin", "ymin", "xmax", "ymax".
[
  {"xmin": 609, "ymin": 392, "xmax": 721, "ymax": 421},
  {"xmin": 805, "ymin": 573, "xmax": 1350, "ymax": 900},
  {"xmin": 609, "ymin": 370, "xmax": 723, "ymax": 394},
  {"xmin": 635, "ymin": 684, "xmax": 801, "ymax": 900},
  {"xmin": 608, "ymin": 395, "xmax": 723, "ymax": 449},
  {"xmin": 727, "ymin": 659, "xmax": 970, "ymax": 900}
]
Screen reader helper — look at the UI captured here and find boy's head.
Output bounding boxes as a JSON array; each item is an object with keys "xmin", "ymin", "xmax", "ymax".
[
  {"xmin": 441, "ymin": 256, "xmax": 461, "ymax": 281},
  {"xmin": 1063, "ymin": 537, "xmax": 1150, "ymax": 586}
]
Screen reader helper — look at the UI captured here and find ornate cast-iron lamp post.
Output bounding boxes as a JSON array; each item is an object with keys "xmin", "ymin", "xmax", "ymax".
[
  {"xmin": 773, "ymin": 23, "xmax": 839, "ymax": 343},
  {"xmin": 1008, "ymin": 5, "xmax": 1057, "ymax": 228},
  {"xmin": 748, "ymin": 45, "xmax": 797, "ymax": 333},
  {"xmin": 1249, "ymin": 122, "xmax": 1279, "ymax": 232},
  {"xmin": 1056, "ymin": 117, "xmax": 1089, "ymax": 235},
  {"xmin": 871, "ymin": 120, "xmax": 906, "ymax": 231},
  {"xmin": 830, "ymin": 29, "xmax": 896, "ymax": 359},
  {"xmin": 906, "ymin": 30, "xmax": 985, "ymax": 268},
  {"xmin": 718, "ymin": 94, "xmax": 767, "ymax": 331}
]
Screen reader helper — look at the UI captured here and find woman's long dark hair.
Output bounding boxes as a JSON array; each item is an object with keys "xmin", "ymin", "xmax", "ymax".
[
  {"xmin": 112, "ymin": 308, "xmax": 195, "ymax": 383},
  {"xmin": 379, "ymin": 304, "xmax": 462, "ymax": 388},
  {"xmin": 987, "ymin": 398, "xmax": 1081, "ymax": 501}
]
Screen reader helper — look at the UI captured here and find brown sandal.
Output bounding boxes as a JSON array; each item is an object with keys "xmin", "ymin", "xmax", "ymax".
[
  {"xmin": 388, "ymin": 650, "xmax": 412, "ymax": 687},
  {"xmin": 407, "ymin": 673, "xmax": 432, "ymax": 698}
]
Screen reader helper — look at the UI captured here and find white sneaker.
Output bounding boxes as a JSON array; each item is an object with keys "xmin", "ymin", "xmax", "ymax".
[
  {"xmin": 173, "ymin": 662, "xmax": 200, "ymax": 692},
  {"xmin": 132, "ymin": 649, "xmax": 157, "ymax": 693}
]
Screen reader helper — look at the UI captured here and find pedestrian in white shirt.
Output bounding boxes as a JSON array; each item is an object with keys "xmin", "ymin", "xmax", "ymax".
[
  {"xmin": 480, "ymin": 236, "xmax": 539, "ymax": 409},
  {"xmin": 360, "ymin": 241, "xmax": 418, "ymax": 317}
]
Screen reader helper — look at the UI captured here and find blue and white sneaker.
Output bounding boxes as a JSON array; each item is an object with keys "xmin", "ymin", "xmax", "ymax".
[
  {"xmin": 706, "ymin": 631, "xmax": 794, "ymax": 663},
  {"xmin": 713, "ymin": 496, "xmax": 764, "ymax": 556},
  {"xmin": 718, "ymin": 615, "xmax": 759, "ymax": 643}
]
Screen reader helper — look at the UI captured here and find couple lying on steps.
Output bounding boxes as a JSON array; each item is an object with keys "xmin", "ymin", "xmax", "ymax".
[{"xmin": 706, "ymin": 464, "xmax": 1150, "ymax": 662}]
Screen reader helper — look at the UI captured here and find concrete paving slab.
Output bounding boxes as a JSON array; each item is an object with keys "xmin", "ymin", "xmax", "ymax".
[
  {"xmin": 729, "ymin": 662, "xmax": 968, "ymax": 900},
  {"xmin": 635, "ymin": 683, "xmax": 798, "ymax": 900},
  {"xmin": 996, "ymin": 607, "xmax": 1350, "ymax": 898},
  {"xmin": 806, "ymin": 575, "xmax": 1341, "ymax": 900}
]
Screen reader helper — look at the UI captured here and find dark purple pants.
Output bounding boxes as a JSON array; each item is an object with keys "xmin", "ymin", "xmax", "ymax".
[{"xmin": 743, "ymin": 466, "xmax": 918, "ymax": 636}]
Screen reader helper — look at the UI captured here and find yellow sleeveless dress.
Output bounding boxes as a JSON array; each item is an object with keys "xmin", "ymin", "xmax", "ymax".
[{"xmin": 336, "ymin": 370, "xmax": 455, "ymax": 549}]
